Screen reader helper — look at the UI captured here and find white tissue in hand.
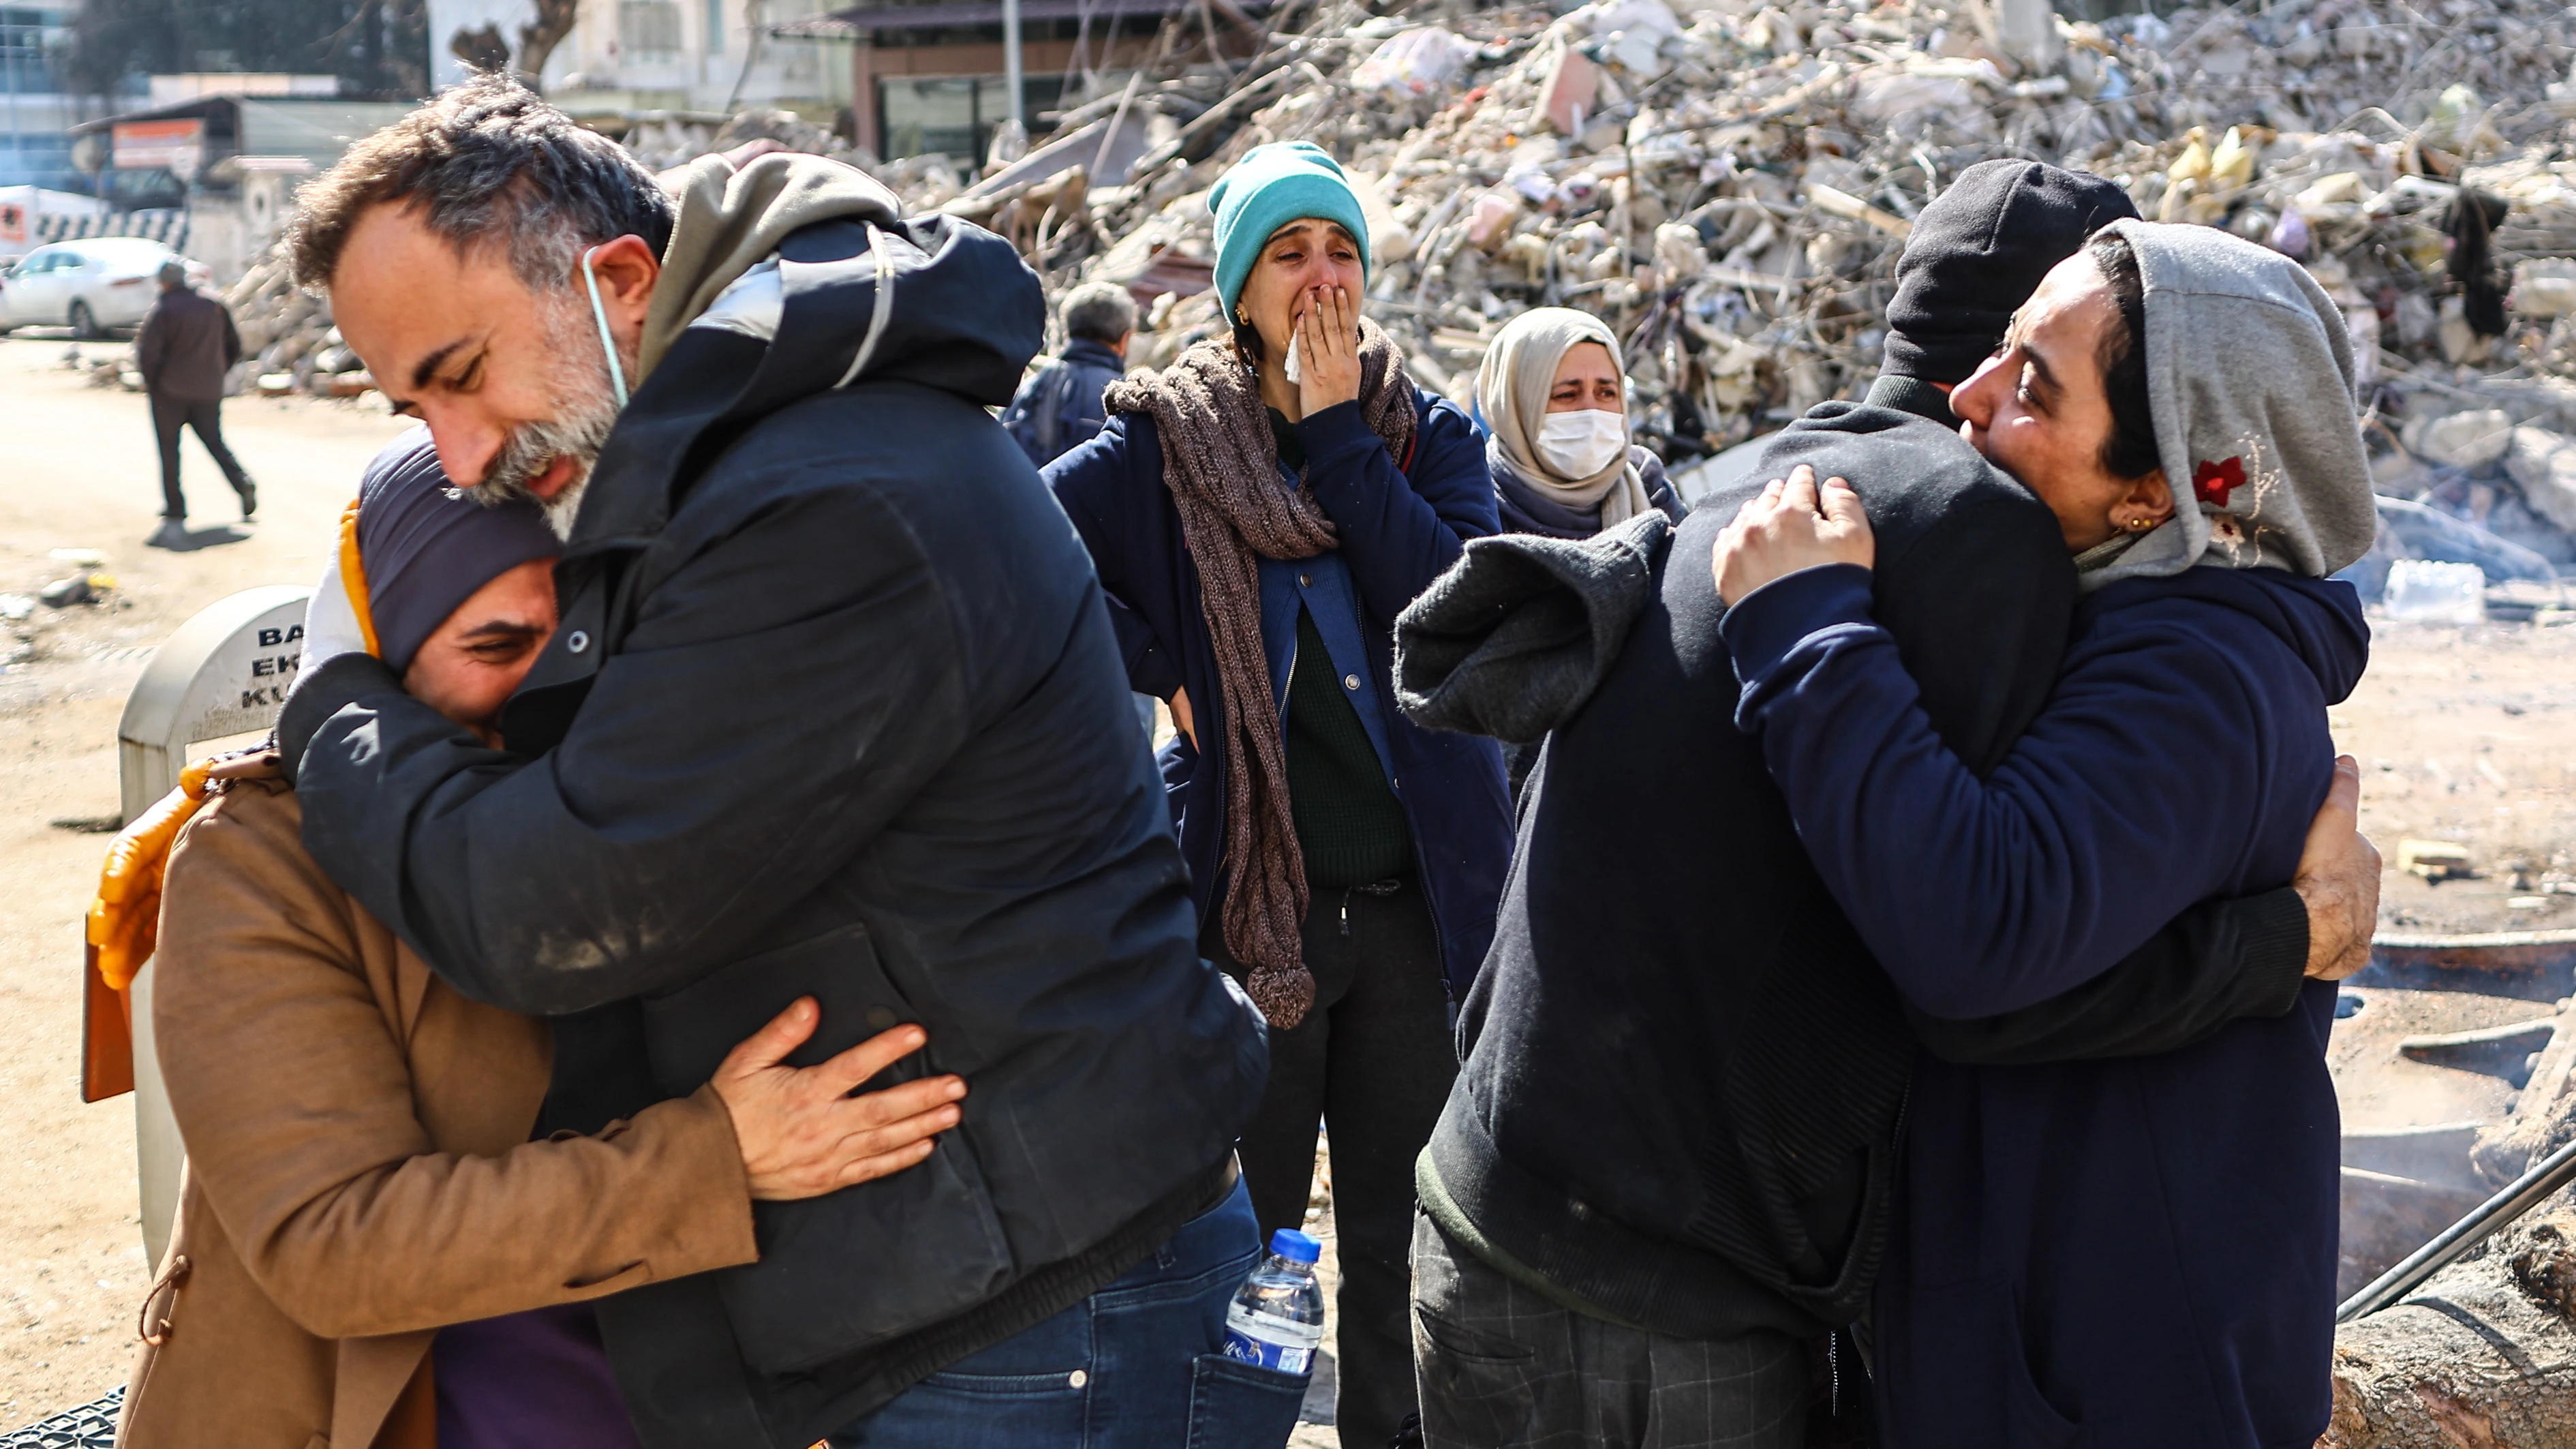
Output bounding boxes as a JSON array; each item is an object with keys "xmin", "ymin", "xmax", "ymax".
[{"xmin": 1284, "ymin": 331, "xmax": 1304, "ymax": 386}]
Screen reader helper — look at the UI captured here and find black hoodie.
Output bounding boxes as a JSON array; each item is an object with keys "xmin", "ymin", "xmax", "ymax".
[{"xmin": 284, "ymin": 198, "xmax": 1267, "ymax": 1444}]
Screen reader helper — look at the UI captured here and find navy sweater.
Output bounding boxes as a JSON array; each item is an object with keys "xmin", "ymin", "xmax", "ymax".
[
  {"xmin": 1725, "ymin": 562, "xmax": 2369, "ymax": 1449},
  {"xmin": 1045, "ymin": 392, "xmax": 1514, "ymax": 996}
]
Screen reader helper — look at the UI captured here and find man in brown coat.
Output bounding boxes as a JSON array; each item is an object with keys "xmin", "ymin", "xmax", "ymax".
[{"xmin": 133, "ymin": 260, "xmax": 256, "ymax": 546}]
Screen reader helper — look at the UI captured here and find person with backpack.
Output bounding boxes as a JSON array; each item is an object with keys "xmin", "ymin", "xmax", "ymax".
[
  {"xmin": 1044, "ymin": 140, "xmax": 1514, "ymax": 1448},
  {"xmin": 1004, "ymin": 280, "xmax": 1136, "ymax": 466}
]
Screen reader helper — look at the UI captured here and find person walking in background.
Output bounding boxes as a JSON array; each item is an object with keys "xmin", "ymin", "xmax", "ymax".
[
  {"xmin": 1005, "ymin": 279, "xmax": 1137, "ymax": 466},
  {"xmin": 1045, "ymin": 140, "xmax": 1514, "ymax": 1448},
  {"xmin": 135, "ymin": 259, "xmax": 256, "ymax": 547}
]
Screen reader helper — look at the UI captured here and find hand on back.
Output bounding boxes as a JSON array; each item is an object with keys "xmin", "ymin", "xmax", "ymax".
[
  {"xmin": 2297, "ymin": 756, "xmax": 2380, "ymax": 982},
  {"xmin": 1712, "ymin": 464, "xmax": 1877, "ymax": 606},
  {"xmin": 710, "ymin": 997, "xmax": 968, "ymax": 1200}
]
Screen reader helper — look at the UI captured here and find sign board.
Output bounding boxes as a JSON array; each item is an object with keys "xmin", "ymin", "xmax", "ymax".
[
  {"xmin": 111, "ymin": 585, "xmax": 310, "ymax": 1265},
  {"xmin": 112, "ymin": 119, "xmax": 206, "ymax": 181},
  {"xmin": 0, "ymin": 187, "xmax": 114, "ymax": 257}
]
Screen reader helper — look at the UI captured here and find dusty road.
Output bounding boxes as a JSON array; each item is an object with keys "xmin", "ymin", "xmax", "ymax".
[{"xmin": 0, "ymin": 324, "xmax": 2566, "ymax": 1429}]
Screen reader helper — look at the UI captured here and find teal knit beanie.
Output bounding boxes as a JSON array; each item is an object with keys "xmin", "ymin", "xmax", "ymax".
[{"xmin": 1210, "ymin": 142, "xmax": 1372, "ymax": 318}]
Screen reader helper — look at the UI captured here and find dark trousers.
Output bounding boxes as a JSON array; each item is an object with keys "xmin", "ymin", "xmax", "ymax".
[
  {"xmin": 149, "ymin": 393, "xmax": 250, "ymax": 519},
  {"xmin": 1209, "ymin": 875, "xmax": 1457, "ymax": 1449},
  {"xmin": 1411, "ymin": 1215, "xmax": 1809, "ymax": 1449}
]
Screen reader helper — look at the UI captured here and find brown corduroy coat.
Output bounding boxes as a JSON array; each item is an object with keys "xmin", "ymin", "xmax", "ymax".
[{"xmin": 114, "ymin": 780, "xmax": 761, "ymax": 1449}]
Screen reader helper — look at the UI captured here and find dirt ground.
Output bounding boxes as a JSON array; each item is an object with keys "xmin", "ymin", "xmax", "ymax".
[
  {"xmin": 2338, "ymin": 617, "xmax": 2576, "ymax": 936},
  {"xmin": 0, "ymin": 326, "xmax": 2568, "ymax": 1428}
]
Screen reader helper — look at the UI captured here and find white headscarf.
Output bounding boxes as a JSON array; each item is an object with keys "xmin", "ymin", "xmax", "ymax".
[{"xmin": 1477, "ymin": 307, "xmax": 1653, "ymax": 530}]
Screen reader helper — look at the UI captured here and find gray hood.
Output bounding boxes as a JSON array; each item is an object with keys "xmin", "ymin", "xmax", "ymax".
[{"xmin": 2082, "ymin": 219, "xmax": 2378, "ymax": 591}]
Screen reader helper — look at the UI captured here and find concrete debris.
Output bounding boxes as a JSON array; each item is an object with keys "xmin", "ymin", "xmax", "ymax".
[
  {"xmin": 2397, "ymin": 837, "xmax": 2477, "ymax": 881},
  {"xmin": 2325, "ymin": 1001, "xmax": 2576, "ymax": 1448},
  {"xmin": 835, "ymin": 0, "xmax": 2576, "ymax": 590},
  {"xmin": 198, "ymin": 0, "xmax": 2576, "ymax": 573},
  {"xmin": 216, "ymin": 254, "xmax": 348, "ymax": 399}
]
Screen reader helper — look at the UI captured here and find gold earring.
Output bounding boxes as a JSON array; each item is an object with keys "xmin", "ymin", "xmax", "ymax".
[
  {"xmin": 2128, "ymin": 516, "xmax": 2151, "ymax": 530},
  {"xmin": 1236, "ymin": 305, "xmax": 1251, "ymax": 326}
]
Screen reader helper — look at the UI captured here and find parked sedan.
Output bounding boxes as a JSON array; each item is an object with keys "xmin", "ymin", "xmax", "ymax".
[{"xmin": 0, "ymin": 239, "xmax": 211, "ymax": 339}]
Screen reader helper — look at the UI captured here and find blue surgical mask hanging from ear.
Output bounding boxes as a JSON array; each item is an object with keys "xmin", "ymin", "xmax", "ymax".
[{"xmin": 581, "ymin": 245, "xmax": 631, "ymax": 410}]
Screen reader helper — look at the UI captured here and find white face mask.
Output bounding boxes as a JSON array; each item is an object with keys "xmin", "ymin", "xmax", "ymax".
[{"xmin": 1535, "ymin": 407, "xmax": 1628, "ymax": 479}]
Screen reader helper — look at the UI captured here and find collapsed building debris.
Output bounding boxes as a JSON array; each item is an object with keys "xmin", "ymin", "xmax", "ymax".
[
  {"xmin": 896, "ymin": 0, "xmax": 2576, "ymax": 585},
  {"xmin": 198, "ymin": 0, "xmax": 2576, "ymax": 585}
]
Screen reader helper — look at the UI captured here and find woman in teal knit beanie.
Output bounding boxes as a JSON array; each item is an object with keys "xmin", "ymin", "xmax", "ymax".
[{"xmin": 1043, "ymin": 140, "xmax": 1512, "ymax": 1448}]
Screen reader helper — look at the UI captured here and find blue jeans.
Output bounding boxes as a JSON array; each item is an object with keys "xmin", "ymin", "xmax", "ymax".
[{"xmin": 830, "ymin": 1177, "xmax": 1306, "ymax": 1449}]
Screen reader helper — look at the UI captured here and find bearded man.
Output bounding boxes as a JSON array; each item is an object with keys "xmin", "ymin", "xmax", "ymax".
[{"xmin": 269, "ymin": 76, "xmax": 1287, "ymax": 1449}]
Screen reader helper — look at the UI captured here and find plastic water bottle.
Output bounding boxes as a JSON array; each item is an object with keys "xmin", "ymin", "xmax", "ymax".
[{"xmin": 1221, "ymin": 1229, "xmax": 1325, "ymax": 1375}]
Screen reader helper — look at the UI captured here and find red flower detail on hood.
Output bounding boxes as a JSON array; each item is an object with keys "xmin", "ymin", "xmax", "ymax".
[{"xmin": 2192, "ymin": 457, "xmax": 2246, "ymax": 508}]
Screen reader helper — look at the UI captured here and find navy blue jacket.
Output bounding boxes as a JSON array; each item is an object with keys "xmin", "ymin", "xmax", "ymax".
[
  {"xmin": 1726, "ymin": 562, "xmax": 2369, "ymax": 1449},
  {"xmin": 1002, "ymin": 336, "xmax": 1124, "ymax": 466},
  {"xmin": 1045, "ymin": 391, "xmax": 1514, "ymax": 997}
]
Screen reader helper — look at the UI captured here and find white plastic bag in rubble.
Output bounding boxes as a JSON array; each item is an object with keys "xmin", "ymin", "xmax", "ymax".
[{"xmin": 1353, "ymin": 27, "xmax": 1477, "ymax": 97}]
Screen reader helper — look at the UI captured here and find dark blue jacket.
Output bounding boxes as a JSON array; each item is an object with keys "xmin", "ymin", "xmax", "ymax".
[
  {"xmin": 1045, "ymin": 392, "xmax": 1513, "ymax": 997},
  {"xmin": 1726, "ymin": 562, "xmax": 2370, "ymax": 1449},
  {"xmin": 1002, "ymin": 337, "xmax": 1124, "ymax": 465}
]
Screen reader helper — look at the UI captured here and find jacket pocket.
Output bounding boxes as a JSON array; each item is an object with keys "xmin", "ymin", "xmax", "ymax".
[
  {"xmin": 641, "ymin": 923, "xmax": 1013, "ymax": 1375},
  {"xmin": 1878, "ymin": 1275, "xmax": 2081, "ymax": 1449}
]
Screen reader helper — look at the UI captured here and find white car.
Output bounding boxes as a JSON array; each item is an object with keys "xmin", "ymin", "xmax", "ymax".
[{"xmin": 0, "ymin": 239, "xmax": 212, "ymax": 339}]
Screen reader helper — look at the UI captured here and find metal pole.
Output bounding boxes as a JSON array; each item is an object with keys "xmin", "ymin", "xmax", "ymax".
[
  {"xmin": 2337, "ymin": 1131, "xmax": 2576, "ymax": 1323},
  {"xmin": 7, "ymin": 17, "xmax": 22, "ymax": 186},
  {"xmin": 1002, "ymin": 0, "xmax": 1024, "ymax": 129}
]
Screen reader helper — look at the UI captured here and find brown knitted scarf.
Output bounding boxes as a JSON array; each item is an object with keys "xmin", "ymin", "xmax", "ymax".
[{"xmin": 1104, "ymin": 318, "xmax": 1420, "ymax": 1028}]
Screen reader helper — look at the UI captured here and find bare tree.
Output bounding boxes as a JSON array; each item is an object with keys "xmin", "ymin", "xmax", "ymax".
[
  {"xmin": 514, "ymin": 0, "xmax": 581, "ymax": 91},
  {"xmin": 448, "ymin": 20, "xmax": 511, "ymax": 74}
]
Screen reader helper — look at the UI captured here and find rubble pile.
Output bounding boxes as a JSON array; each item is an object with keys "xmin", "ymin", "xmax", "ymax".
[
  {"xmin": 899, "ymin": 0, "xmax": 2576, "ymax": 583},
  {"xmin": 218, "ymin": 253, "xmax": 375, "ymax": 399},
  {"xmin": 200, "ymin": 0, "xmax": 2576, "ymax": 584}
]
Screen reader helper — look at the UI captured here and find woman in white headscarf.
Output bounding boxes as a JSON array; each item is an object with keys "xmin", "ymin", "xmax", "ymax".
[{"xmin": 1476, "ymin": 307, "xmax": 1685, "ymax": 538}]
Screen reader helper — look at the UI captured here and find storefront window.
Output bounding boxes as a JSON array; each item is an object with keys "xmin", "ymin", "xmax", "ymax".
[{"xmin": 877, "ymin": 73, "xmax": 1064, "ymax": 161}]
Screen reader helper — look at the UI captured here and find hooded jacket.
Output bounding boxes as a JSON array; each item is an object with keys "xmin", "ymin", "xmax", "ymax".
[
  {"xmin": 280, "ymin": 154, "xmax": 1267, "ymax": 1446},
  {"xmin": 1726, "ymin": 560, "xmax": 2365, "ymax": 1448}
]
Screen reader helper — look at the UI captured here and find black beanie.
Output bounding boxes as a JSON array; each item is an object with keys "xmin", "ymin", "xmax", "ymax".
[
  {"xmin": 1880, "ymin": 160, "xmax": 2141, "ymax": 385},
  {"xmin": 354, "ymin": 430, "xmax": 561, "ymax": 675}
]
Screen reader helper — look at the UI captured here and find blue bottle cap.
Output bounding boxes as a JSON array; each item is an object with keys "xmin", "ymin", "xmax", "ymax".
[{"xmin": 1270, "ymin": 1229, "xmax": 1321, "ymax": 1264}]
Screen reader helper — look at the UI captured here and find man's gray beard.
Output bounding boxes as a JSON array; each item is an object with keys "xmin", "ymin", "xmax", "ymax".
[{"xmin": 474, "ymin": 299, "xmax": 626, "ymax": 541}]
